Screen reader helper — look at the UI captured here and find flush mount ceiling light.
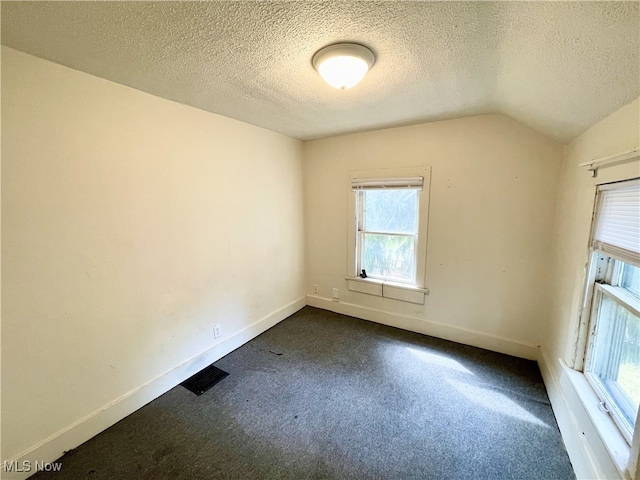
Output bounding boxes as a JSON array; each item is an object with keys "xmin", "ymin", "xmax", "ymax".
[{"xmin": 312, "ymin": 43, "xmax": 375, "ymax": 90}]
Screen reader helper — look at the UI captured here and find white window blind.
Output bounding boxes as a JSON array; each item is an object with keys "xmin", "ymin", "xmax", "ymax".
[
  {"xmin": 352, "ymin": 177, "xmax": 423, "ymax": 190},
  {"xmin": 593, "ymin": 181, "xmax": 640, "ymax": 266}
]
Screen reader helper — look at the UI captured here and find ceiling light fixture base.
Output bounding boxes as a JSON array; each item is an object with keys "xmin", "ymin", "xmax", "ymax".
[{"xmin": 312, "ymin": 43, "xmax": 375, "ymax": 90}]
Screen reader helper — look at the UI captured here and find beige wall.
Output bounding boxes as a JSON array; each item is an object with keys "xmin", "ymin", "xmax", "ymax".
[
  {"xmin": 303, "ymin": 114, "xmax": 563, "ymax": 357},
  {"xmin": 545, "ymin": 97, "xmax": 640, "ymax": 364},
  {"xmin": 1, "ymin": 47, "xmax": 305, "ymax": 464},
  {"xmin": 541, "ymin": 97, "xmax": 640, "ymax": 479},
  {"xmin": 4, "ymin": 40, "xmax": 636, "ymax": 480}
]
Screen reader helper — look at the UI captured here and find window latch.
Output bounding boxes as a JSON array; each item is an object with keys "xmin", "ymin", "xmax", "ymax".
[{"xmin": 597, "ymin": 401, "xmax": 610, "ymax": 414}]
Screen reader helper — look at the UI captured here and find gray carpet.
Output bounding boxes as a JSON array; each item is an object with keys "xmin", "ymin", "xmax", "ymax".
[{"xmin": 33, "ymin": 307, "xmax": 574, "ymax": 480}]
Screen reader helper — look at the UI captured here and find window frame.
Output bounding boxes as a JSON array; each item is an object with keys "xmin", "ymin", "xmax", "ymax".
[
  {"xmin": 355, "ymin": 188, "xmax": 420, "ymax": 285},
  {"xmin": 578, "ymin": 178, "xmax": 640, "ymax": 449},
  {"xmin": 347, "ymin": 166, "xmax": 431, "ymax": 296},
  {"xmin": 583, "ymin": 262, "xmax": 640, "ymax": 444}
]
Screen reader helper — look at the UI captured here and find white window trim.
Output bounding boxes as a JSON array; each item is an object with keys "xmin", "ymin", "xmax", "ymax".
[
  {"xmin": 572, "ymin": 177, "xmax": 640, "ymax": 371},
  {"xmin": 569, "ymin": 174, "xmax": 640, "ymax": 479},
  {"xmin": 561, "ymin": 359, "xmax": 636, "ymax": 478},
  {"xmin": 346, "ymin": 166, "xmax": 431, "ymax": 304},
  {"xmin": 584, "ymin": 281, "xmax": 640, "ymax": 444}
]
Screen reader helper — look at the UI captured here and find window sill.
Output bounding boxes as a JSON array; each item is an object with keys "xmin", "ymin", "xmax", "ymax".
[
  {"xmin": 560, "ymin": 359, "xmax": 632, "ymax": 478},
  {"xmin": 345, "ymin": 276, "xmax": 428, "ymax": 304}
]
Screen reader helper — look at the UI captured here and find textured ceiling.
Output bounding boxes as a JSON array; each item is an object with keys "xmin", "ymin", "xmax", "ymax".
[{"xmin": 1, "ymin": 1, "xmax": 638, "ymax": 143}]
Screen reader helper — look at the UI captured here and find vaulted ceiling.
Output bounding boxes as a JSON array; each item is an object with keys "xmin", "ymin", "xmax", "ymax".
[{"xmin": 2, "ymin": 1, "xmax": 638, "ymax": 143}]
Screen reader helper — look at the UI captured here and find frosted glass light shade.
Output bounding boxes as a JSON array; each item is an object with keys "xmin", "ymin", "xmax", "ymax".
[{"xmin": 312, "ymin": 43, "xmax": 375, "ymax": 90}]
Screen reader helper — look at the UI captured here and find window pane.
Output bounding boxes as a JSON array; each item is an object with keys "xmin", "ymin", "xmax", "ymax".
[
  {"xmin": 363, "ymin": 189, "xmax": 418, "ymax": 234},
  {"xmin": 588, "ymin": 294, "xmax": 640, "ymax": 432},
  {"xmin": 362, "ymin": 233, "xmax": 415, "ymax": 282},
  {"xmin": 621, "ymin": 263, "xmax": 640, "ymax": 299}
]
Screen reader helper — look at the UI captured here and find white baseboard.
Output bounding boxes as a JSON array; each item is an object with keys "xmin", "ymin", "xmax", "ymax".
[
  {"xmin": 537, "ymin": 347, "xmax": 603, "ymax": 479},
  {"xmin": 4, "ymin": 297, "xmax": 306, "ymax": 480},
  {"xmin": 306, "ymin": 295, "xmax": 538, "ymax": 360},
  {"xmin": 537, "ymin": 347, "xmax": 631, "ymax": 480}
]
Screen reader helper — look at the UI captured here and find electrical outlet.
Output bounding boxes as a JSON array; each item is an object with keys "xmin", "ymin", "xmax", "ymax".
[
  {"xmin": 332, "ymin": 288, "xmax": 339, "ymax": 301},
  {"xmin": 214, "ymin": 324, "xmax": 222, "ymax": 339},
  {"xmin": 313, "ymin": 284, "xmax": 319, "ymax": 294}
]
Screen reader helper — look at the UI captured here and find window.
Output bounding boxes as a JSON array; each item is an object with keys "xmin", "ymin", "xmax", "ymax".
[
  {"xmin": 347, "ymin": 167, "xmax": 430, "ymax": 303},
  {"xmin": 583, "ymin": 179, "xmax": 640, "ymax": 445},
  {"xmin": 356, "ymin": 183, "xmax": 420, "ymax": 285}
]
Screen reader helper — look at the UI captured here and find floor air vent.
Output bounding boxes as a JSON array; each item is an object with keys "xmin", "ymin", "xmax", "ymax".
[{"xmin": 181, "ymin": 364, "xmax": 229, "ymax": 395}]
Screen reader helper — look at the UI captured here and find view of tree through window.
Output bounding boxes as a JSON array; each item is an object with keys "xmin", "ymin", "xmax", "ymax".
[{"xmin": 359, "ymin": 189, "xmax": 418, "ymax": 283}]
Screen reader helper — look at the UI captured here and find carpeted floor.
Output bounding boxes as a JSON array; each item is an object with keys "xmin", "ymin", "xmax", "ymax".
[{"xmin": 33, "ymin": 307, "xmax": 574, "ymax": 480}]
